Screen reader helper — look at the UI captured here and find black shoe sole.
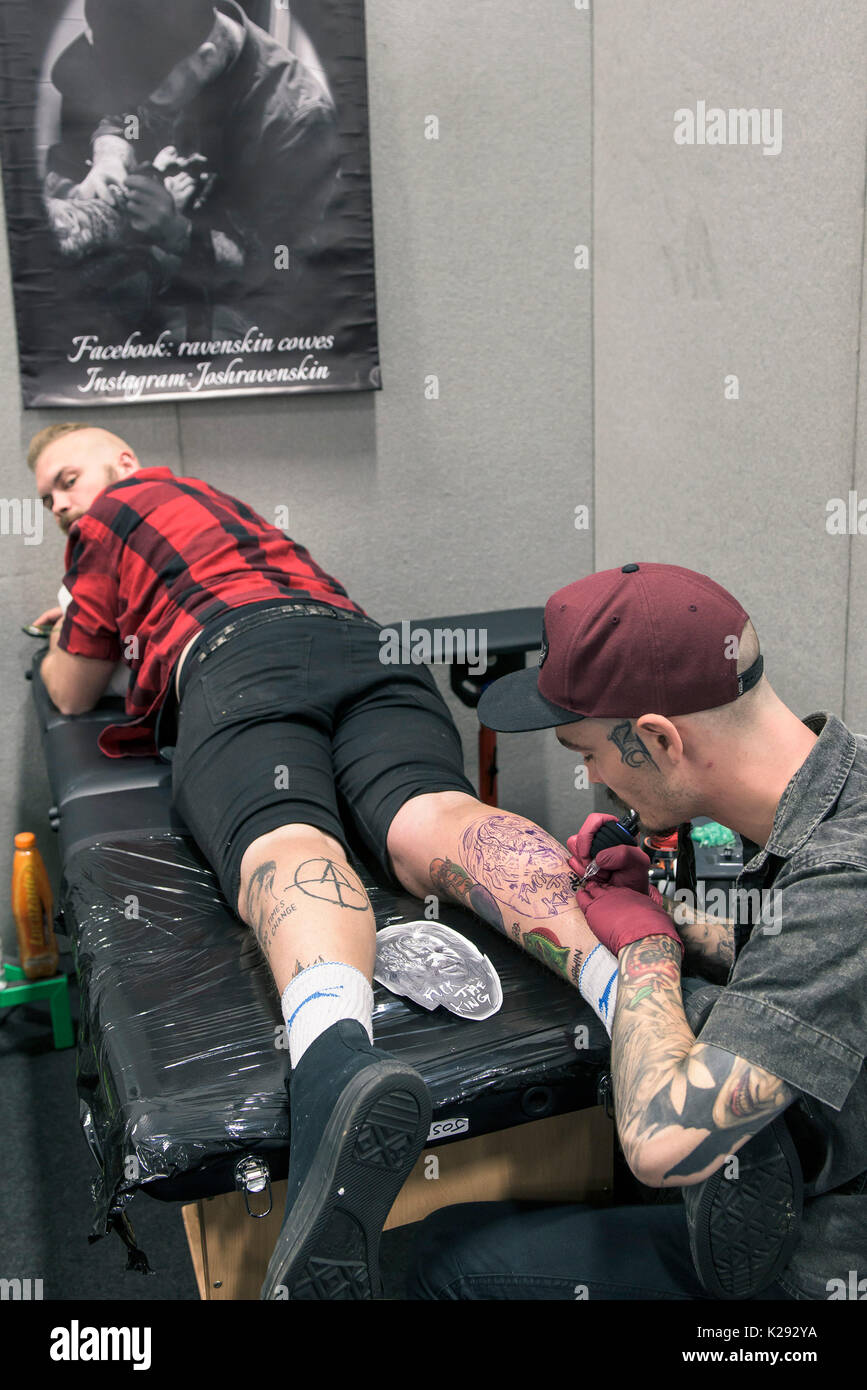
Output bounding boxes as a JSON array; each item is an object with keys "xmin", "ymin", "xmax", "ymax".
[
  {"xmin": 684, "ymin": 1113, "xmax": 803, "ymax": 1300},
  {"xmin": 261, "ymin": 1061, "xmax": 432, "ymax": 1300}
]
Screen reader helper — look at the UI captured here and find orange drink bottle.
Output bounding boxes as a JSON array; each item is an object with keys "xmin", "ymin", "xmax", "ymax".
[{"xmin": 11, "ymin": 832, "xmax": 59, "ymax": 980}]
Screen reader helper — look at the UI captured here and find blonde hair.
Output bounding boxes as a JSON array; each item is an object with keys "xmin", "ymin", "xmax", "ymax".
[{"xmin": 27, "ymin": 423, "xmax": 92, "ymax": 473}]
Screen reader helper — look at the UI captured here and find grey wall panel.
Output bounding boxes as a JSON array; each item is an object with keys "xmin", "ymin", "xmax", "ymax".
[
  {"xmin": 593, "ymin": 0, "xmax": 867, "ymax": 726},
  {"xmin": 843, "ymin": 176, "xmax": 867, "ymax": 731}
]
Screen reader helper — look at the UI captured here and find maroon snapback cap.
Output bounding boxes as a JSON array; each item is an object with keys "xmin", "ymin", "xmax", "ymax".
[{"xmin": 477, "ymin": 563, "xmax": 763, "ymax": 732}]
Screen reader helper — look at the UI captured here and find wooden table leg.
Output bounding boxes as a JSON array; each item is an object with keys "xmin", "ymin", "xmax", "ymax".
[{"xmin": 182, "ymin": 1106, "xmax": 614, "ymax": 1300}]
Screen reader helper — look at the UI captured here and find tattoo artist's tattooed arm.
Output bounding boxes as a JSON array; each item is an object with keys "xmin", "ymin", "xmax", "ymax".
[
  {"xmin": 612, "ymin": 935, "xmax": 795, "ymax": 1187},
  {"xmin": 657, "ymin": 895, "xmax": 735, "ymax": 982}
]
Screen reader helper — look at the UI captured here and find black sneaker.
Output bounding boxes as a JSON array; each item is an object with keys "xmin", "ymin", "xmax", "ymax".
[
  {"xmin": 261, "ymin": 1020, "xmax": 432, "ymax": 1300},
  {"xmin": 682, "ymin": 1112, "xmax": 803, "ymax": 1299}
]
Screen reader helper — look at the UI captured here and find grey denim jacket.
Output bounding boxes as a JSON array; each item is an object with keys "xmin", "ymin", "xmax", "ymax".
[{"xmin": 697, "ymin": 713, "xmax": 867, "ymax": 1299}]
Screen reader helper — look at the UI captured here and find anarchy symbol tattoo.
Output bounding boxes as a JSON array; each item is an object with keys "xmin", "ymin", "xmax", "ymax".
[{"xmin": 293, "ymin": 858, "xmax": 369, "ymax": 909}]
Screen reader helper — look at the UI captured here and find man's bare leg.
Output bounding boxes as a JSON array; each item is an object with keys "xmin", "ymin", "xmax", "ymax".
[
  {"xmin": 237, "ymin": 823, "xmax": 431, "ymax": 1303},
  {"xmin": 236, "ymin": 823, "xmax": 375, "ymax": 995},
  {"xmin": 386, "ymin": 791, "xmax": 599, "ymax": 989}
]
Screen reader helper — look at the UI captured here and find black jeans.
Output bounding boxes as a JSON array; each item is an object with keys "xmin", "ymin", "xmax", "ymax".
[
  {"xmin": 166, "ymin": 605, "xmax": 475, "ymax": 909},
  {"xmin": 406, "ymin": 1199, "xmax": 795, "ymax": 1301}
]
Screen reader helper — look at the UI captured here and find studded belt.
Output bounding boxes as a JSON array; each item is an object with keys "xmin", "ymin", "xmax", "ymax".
[{"xmin": 177, "ymin": 600, "xmax": 379, "ymax": 698}]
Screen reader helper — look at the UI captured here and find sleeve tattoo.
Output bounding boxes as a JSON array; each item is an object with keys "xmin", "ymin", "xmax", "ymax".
[
  {"xmin": 658, "ymin": 894, "xmax": 735, "ymax": 982},
  {"xmin": 612, "ymin": 935, "xmax": 795, "ymax": 1185}
]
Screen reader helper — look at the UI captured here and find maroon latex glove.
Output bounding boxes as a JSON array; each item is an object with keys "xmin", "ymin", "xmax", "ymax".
[
  {"xmin": 576, "ymin": 870, "xmax": 683, "ymax": 957},
  {"xmin": 567, "ymin": 813, "xmax": 622, "ymax": 868},
  {"xmin": 568, "ymin": 816, "xmax": 658, "ymax": 899}
]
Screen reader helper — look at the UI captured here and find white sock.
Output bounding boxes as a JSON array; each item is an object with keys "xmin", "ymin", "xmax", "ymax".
[
  {"xmin": 280, "ymin": 961, "xmax": 374, "ymax": 1068},
  {"xmin": 578, "ymin": 944, "xmax": 620, "ymax": 1037}
]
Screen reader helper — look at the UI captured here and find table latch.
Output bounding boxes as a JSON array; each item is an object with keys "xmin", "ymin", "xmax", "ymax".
[{"xmin": 234, "ymin": 1155, "xmax": 273, "ymax": 1218}]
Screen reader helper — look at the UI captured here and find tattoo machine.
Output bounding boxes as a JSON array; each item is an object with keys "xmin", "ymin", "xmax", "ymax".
[{"xmin": 574, "ymin": 810, "xmax": 641, "ymax": 887}]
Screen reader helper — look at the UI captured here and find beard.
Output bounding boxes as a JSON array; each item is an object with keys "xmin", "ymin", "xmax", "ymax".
[{"xmin": 58, "ymin": 464, "xmax": 120, "ymax": 534}]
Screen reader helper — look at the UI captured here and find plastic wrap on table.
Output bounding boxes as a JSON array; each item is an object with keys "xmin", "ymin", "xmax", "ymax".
[{"xmin": 63, "ymin": 833, "xmax": 609, "ymax": 1242}]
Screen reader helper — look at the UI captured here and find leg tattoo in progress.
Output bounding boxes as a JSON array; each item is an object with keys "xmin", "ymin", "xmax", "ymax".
[
  {"xmin": 430, "ymin": 814, "xmax": 591, "ymax": 986},
  {"xmin": 459, "ymin": 815, "xmax": 576, "ymax": 917}
]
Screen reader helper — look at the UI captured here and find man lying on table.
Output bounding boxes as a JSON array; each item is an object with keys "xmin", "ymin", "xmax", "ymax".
[
  {"xmin": 28, "ymin": 422, "xmax": 606, "ymax": 1302},
  {"xmin": 409, "ymin": 564, "xmax": 867, "ymax": 1301}
]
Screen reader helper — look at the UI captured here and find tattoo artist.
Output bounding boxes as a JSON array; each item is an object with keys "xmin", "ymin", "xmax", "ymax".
[{"xmin": 408, "ymin": 563, "xmax": 867, "ymax": 1301}]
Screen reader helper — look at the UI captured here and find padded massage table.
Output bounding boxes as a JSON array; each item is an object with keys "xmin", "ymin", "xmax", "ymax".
[{"xmin": 28, "ymin": 632, "xmax": 615, "ymax": 1299}]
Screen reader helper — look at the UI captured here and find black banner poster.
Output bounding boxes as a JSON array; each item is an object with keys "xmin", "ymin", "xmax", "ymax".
[{"xmin": 0, "ymin": 0, "xmax": 380, "ymax": 406}]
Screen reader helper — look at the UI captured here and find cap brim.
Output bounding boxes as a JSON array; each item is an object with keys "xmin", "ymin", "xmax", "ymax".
[{"xmin": 477, "ymin": 667, "xmax": 585, "ymax": 732}]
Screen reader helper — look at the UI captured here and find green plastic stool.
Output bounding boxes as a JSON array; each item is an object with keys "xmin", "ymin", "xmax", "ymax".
[{"xmin": 0, "ymin": 962, "xmax": 74, "ymax": 1049}]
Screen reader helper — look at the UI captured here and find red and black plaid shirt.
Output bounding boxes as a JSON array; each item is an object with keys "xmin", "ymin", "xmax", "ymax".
[{"xmin": 59, "ymin": 467, "xmax": 366, "ymax": 757}]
